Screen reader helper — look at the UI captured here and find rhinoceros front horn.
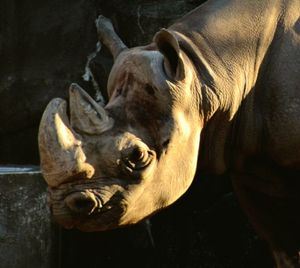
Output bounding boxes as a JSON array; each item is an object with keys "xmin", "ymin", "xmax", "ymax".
[{"xmin": 38, "ymin": 98, "xmax": 95, "ymax": 187}]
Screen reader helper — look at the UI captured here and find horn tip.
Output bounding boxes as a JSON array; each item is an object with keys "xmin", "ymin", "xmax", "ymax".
[{"xmin": 69, "ymin": 83, "xmax": 82, "ymax": 92}]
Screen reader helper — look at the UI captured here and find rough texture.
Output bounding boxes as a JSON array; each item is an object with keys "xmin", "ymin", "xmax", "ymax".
[
  {"xmin": 0, "ymin": 1, "xmax": 276, "ymax": 267},
  {"xmin": 38, "ymin": 1, "xmax": 300, "ymax": 265},
  {"xmin": 0, "ymin": 167, "xmax": 58, "ymax": 268}
]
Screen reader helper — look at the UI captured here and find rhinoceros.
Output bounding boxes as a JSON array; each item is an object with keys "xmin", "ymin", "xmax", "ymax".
[{"xmin": 38, "ymin": 0, "xmax": 300, "ymax": 266}]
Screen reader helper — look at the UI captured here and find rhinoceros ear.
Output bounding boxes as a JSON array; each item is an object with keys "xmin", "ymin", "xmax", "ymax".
[{"xmin": 154, "ymin": 29, "xmax": 184, "ymax": 80}]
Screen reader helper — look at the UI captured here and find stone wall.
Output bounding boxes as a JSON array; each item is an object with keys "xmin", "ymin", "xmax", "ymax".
[
  {"xmin": 0, "ymin": 167, "xmax": 273, "ymax": 268},
  {"xmin": 0, "ymin": 167, "xmax": 58, "ymax": 268}
]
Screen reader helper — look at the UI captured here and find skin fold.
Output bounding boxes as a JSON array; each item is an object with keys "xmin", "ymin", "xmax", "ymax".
[{"xmin": 39, "ymin": 0, "xmax": 300, "ymax": 266}]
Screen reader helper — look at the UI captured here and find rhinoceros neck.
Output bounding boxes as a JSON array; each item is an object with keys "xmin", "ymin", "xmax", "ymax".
[
  {"xmin": 170, "ymin": 0, "xmax": 283, "ymax": 113},
  {"xmin": 168, "ymin": 0, "xmax": 284, "ymax": 173}
]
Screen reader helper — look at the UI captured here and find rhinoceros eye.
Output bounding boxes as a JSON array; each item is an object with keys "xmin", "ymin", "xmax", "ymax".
[
  {"xmin": 129, "ymin": 147, "xmax": 146, "ymax": 162},
  {"xmin": 123, "ymin": 146, "xmax": 154, "ymax": 172}
]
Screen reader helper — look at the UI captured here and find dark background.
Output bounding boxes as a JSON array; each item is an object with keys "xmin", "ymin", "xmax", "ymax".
[{"xmin": 0, "ymin": 0, "xmax": 273, "ymax": 267}]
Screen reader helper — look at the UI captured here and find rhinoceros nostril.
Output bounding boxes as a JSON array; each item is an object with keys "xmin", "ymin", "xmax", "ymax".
[{"xmin": 65, "ymin": 191, "xmax": 98, "ymax": 215}]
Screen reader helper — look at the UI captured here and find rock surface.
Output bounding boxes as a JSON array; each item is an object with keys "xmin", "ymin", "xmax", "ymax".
[{"xmin": 0, "ymin": 167, "xmax": 57, "ymax": 268}]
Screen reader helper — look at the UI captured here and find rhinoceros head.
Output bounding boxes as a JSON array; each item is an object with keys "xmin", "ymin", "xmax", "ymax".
[{"xmin": 38, "ymin": 17, "xmax": 202, "ymax": 231}]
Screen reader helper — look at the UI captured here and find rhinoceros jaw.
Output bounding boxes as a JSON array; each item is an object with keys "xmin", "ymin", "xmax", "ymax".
[{"xmin": 38, "ymin": 98, "xmax": 95, "ymax": 187}]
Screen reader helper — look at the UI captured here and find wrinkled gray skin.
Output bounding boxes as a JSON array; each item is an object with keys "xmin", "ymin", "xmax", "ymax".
[{"xmin": 39, "ymin": 0, "xmax": 300, "ymax": 266}]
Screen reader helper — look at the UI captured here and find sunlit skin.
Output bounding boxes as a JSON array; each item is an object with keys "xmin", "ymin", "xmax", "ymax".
[{"xmin": 39, "ymin": 0, "xmax": 300, "ymax": 266}]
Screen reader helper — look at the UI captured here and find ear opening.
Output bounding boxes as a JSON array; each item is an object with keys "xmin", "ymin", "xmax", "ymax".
[{"xmin": 154, "ymin": 29, "xmax": 184, "ymax": 80}]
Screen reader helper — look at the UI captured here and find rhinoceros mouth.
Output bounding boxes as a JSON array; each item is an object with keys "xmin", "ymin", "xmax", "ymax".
[{"xmin": 48, "ymin": 177, "xmax": 129, "ymax": 230}]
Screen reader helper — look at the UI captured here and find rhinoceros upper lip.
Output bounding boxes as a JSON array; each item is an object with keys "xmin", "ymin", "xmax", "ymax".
[{"xmin": 48, "ymin": 176, "xmax": 126, "ymax": 210}]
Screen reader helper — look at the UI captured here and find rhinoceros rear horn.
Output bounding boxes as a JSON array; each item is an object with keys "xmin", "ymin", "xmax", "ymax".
[
  {"xmin": 69, "ymin": 83, "xmax": 114, "ymax": 135},
  {"xmin": 38, "ymin": 98, "xmax": 95, "ymax": 187},
  {"xmin": 154, "ymin": 29, "xmax": 185, "ymax": 80}
]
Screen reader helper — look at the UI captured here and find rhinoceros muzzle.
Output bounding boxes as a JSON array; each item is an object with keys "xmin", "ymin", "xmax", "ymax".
[{"xmin": 47, "ymin": 177, "xmax": 128, "ymax": 230}]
